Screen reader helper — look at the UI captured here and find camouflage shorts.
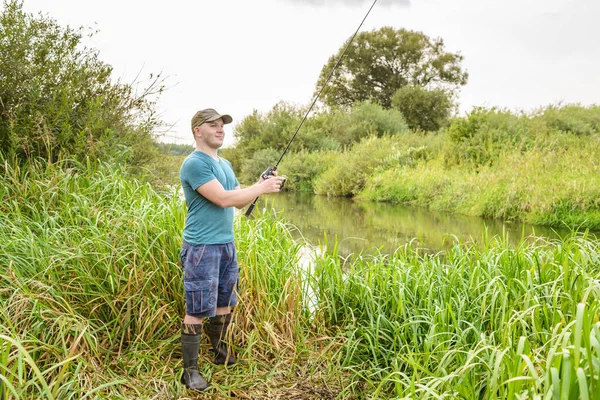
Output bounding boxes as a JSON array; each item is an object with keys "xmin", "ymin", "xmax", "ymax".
[{"xmin": 180, "ymin": 241, "xmax": 239, "ymax": 318}]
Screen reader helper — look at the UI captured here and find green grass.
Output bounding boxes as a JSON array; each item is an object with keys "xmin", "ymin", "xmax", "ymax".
[
  {"xmin": 2, "ymin": 160, "xmax": 600, "ymax": 399},
  {"xmin": 272, "ymin": 105, "xmax": 600, "ymax": 231},
  {"xmin": 360, "ymin": 137, "xmax": 600, "ymax": 230}
]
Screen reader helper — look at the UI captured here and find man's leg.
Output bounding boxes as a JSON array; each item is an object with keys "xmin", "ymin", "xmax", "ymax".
[
  {"xmin": 180, "ymin": 315, "xmax": 208, "ymax": 391},
  {"xmin": 207, "ymin": 242, "xmax": 239, "ymax": 365},
  {"xmin": 207, "ymin": 307, "xmax": 236, "ymax": 365},
  {"xmin": 179, "ymin": 242, "xmax": 220, "ymax": 390}
]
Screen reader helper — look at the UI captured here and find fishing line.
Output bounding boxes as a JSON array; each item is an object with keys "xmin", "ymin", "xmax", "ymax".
[{"xmin": 245, "ymin": 0, "xmax": 379, "ymax": 217}]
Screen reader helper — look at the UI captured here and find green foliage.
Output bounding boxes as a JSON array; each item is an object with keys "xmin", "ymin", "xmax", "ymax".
[
  {"xmin": 361, "ymin": 129, "xmax": 600, "ymax": 229},
  {"xmin": 278, "ymin": 150, "xmax": 338, "ymax": 192},
  {"xmin": 218, "ymin": 145, "xmax": 243, "ymax": 175},
  {"xmin": 239, "ymin": 147, "xmax": 280, "ymax": 184},
  {"xmin": 230, "ymin": 102, "xmax": 600, "ymax": 230},
  {"xmin": 0, "ymin": 160, "xmax": 185, "ymax": 397},
  {"xmin": 314, "ymin": 135, "xmax": 426, "ymax": 197},
  {"xmin": 391, "ymin": 86, "xmax": 454, "ymax": 132},
  {"xmin": 0, "ymin": 1, "xmax": 164, "ymax": 166},
  {"xmin": 0, "ymin": 162, "xmax": 344, "ymax": 398},
  {"xmin": 315, "ymin": 26, "xmax": 468, "ymax": 109},
  {"xmin": 535, "ymin": 104, "xmax": 600, "ymax": 136},
  {"xmin": 445, "ymin": 107, "xmax": 530, "ymax": 167},
  {"xmin": 443, "ymin": 105, "xmax": 600, "ymax": 169},
  {"xmin": 319, "ymin": 101, "xmax": 409, "ymax": 148},
  {"xmin": 2, "ymin": 160, "xmax": 600, "ymax": 398},
  {"xmin": 312, "ymin": 231, "xmax": 600, "ymax": 398},
  {"xmin": 233, "ymin": 103, "xmax": 302, "ymax": 158},
  {"xmin": 155, "ymin": 142, "xmax": 194, "ymax": 156},
  {"xmin": 232, "ymin": 102, "xmax": 409, "ymax": 184}
]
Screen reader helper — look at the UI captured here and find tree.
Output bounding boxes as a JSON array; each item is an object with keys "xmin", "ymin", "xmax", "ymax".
[
  {"xmin": 233, "ymin": 103, "xmax": 301, "ymax": 158},
  {"xmin": 233, "ymin": 101, "xmax": 338, "ymax": 160},
  {"xmin": 391, "ymin": 86, "xmax": 454, "ymax": 132},
  {"xmin": 315, "ymin": 26, "xmax": 468, "ymax": 109},
  {"xmin": 0, "ymin": 0, "xmax": 164, "ymax": 165}
]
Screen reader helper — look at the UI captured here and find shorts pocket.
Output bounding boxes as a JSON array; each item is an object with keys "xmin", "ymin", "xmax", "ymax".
[
  {"xmin": 179, "ymin": 246, "xmax": 188, "ymax": 268},
  {"xmin": 184, "ymin": 279, "xmax": 214, "ymax": 316}
]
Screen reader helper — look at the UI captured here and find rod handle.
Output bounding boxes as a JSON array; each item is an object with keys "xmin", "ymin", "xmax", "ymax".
[{"xmin": 245, "ymin": 198, "xmax": 259, "ymax": 217}]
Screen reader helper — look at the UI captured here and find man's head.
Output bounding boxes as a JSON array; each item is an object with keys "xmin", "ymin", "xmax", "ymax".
[
  {"xmin": 191, "ymin": 108, "xmax": 232, "ymax": 133},
  {"xmin": 191, "ymin": 108, "xmax": 233, "ymax": 150}
]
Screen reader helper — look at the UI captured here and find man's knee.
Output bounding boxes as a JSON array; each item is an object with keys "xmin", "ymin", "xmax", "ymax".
[
  {"xmin": 215, "ymin": 306, "xmax": 232, "ymax": 316},
  {"xmin": 183, "ymin": 314, "xmax": 204, "ymax": 324}
]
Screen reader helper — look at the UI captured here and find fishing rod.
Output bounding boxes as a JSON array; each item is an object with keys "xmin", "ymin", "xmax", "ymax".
[{"xmin": 245, "ymin": 0, "xmax": 379, "ymax": 217}]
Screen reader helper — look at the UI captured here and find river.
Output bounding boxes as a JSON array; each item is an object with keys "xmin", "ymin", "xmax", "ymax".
[{"xmin": 256, "ymin": 192, "xmax": 577, "ymax": 256}]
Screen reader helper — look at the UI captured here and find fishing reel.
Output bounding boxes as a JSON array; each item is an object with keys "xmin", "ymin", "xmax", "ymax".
[{"xmin": 262, "ymin": 167, "xmax": 286, "ymax": 190}]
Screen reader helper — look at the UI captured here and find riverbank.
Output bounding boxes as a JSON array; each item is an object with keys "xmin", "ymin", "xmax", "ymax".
[
  {"xmin": 267, "ymin": 106, "xmax": 600, "ymax": 231},
  {"xmin": 2, "ymin": 162, "xmax": 600, "ymax": 398},
  {"xmin": 359, "ymin": 138, "xmax": 600, "ymax": 229}
]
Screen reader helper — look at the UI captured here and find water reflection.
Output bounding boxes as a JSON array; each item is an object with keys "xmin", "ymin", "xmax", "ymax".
[{"xmin": 258, "ymin": 192, "xmax": 577, "ymax": 256}]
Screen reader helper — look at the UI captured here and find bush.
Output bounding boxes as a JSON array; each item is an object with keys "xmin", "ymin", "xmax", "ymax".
[
  {"xmin": 444, "ymin": 107, "xmax": 530, "ymax": 167},
  {"xmin": 391, "ymin": 86, "xmax": 454, "ymax": 132},
  {"xmin": 319, "ymin": 101, "xmax": 409, "ymax": 148},
  {"xmin": 218, "ymin": 146, "xmax": 243, "ymax": 175},
  {"xmin": 535, "ymin": 104, "xmax": 600, "ymax": 136},
  {"xmin": 314, "ymin": 135, "xmax": 421, "ymax": 197},
  {"xmin": 0, "ymin": 1, "xmax": 164, "ymax": 166},
  {"xmin": 239, "ymin": 148, "xmax": 280, "ymax": 184},
  {"xmin": 233, "ymin": 103, "xmax": 302, "ymax": 159},
  {"xmin": 279, "ymin": 150, "xmax": 338, "ymax": 192},
  {"xmin": 232, "ymin": 101, "xmax": 409, "ymax": 161}
]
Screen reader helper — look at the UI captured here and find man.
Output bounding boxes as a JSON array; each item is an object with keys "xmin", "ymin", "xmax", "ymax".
[{"xmin": 178, "ymin": 108, "xmax": 284, "ymax": 391}]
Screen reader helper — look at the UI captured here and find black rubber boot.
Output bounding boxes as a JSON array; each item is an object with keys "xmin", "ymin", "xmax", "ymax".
[
  {"xmin": 207, "ymin": 314, "xmax": 236, "ymax": 365},
  {"xmin": 180, "ymin": 323, "xmax": 208, "ymax": 391}
]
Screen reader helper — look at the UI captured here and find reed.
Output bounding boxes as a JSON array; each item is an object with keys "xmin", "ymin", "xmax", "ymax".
[{"xmin": 1, "ymin": 160, "xmax": 599, "ymax": 398}]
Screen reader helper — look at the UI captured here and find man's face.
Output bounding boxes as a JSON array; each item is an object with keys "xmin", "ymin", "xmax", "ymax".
[{"xmin": 195, "ymin": 118, "xmax": 225, "ymax": 149}]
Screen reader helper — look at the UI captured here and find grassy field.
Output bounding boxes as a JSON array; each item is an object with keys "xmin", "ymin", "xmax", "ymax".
[{"xmin": 2, "ymin": 161, "xmax": 600, "ymax": 399}]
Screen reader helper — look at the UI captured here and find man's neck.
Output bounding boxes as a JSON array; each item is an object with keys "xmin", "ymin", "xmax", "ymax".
[{"xmin": 195, "ymin": 144, "xmax": 219, "ymax": 160}]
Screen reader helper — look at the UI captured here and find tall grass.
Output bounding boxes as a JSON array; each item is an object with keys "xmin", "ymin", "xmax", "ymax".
[
  {"xmin": 361, "ymin": 136, "xmax": 600, "ymax": 229},
  {"xmin": 310, "ymin": 233, "xmax": 600, "ymax": 398},
  {"xmin": 2, "ymin": 161, "xmax": 600, "ymax": 398},
  {"xmin": 0, "ymin": 160, "xmax": 342, "ymax": 398},
  {"xmin": 0, "ymin": 159, "xmax": 186, "ymax": 398}
]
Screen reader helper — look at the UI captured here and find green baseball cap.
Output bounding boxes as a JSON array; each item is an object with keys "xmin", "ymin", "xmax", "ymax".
[{"xmin": 191, "ymin": 108, "xmax": 233, "ymax": 131}]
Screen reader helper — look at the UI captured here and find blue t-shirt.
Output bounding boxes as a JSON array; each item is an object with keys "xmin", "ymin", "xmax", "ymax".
[{"xmin": 179, "ymin": 151, "xmax": 240, "ymax": 245}]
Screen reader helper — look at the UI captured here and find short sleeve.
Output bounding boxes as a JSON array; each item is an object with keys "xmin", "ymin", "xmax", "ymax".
[
  {"xmin": 222, "ymin": 159, "xmax": 240, "ymax": 187},
  {"xmin": 181, "ymin": 156, "xmax": 216, "ymax": 190}
]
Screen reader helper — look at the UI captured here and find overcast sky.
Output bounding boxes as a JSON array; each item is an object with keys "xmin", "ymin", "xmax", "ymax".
[{"xmin": 21, "ymin": 0, "xmax": 600, "ymax": 146}]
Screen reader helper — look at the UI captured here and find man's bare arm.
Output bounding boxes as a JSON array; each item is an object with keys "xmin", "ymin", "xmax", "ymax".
[{"xmin": 196, "ymin": 177, "xmax": 283, "ymax": 209}]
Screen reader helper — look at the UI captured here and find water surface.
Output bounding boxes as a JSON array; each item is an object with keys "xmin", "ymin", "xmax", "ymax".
[{"xmin": 257, "ymin": 192, "xmax": 576, "ymax": 256}]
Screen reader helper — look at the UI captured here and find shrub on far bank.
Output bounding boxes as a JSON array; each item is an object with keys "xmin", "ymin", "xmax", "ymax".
[
  {"xmin": 317, "ymin": 101, "xmax": 410, "ymax": 148},
  {"xmin": 314, "ymin": 135, "xmax": 432, "ymax": 197},
  {"xmin": 444, "ymin": 107, "xmax": 530, "ymax": 168},
  {"xmin": 238, "ymin": 148, "xmax": 280, "ymax": 184},
  {"xmin": 536, "ymin": 104, "xmax": 600, "ymax": 136},
  {"xmin": 278, "ymin": 150, "xmax": 338, "ymax": 193},
  {"xmin": 391, "ymin": 86, "xmax": 454, "ymax": 132},
  {"xmin": 442, "ymin": 104, "xmax": 600, "ymax": 169},
  {"xmin": 231, "ymin": 101, "xmax": 410, "ymax": 169},
  {"xmin": 360, "ymin": 141, "xmax": 600, "ymax": 229}
]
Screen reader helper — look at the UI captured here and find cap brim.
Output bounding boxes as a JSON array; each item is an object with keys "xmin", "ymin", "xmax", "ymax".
[{"xmin": 207, "ymin": 114, "xmax": 233, "ymax": 124}]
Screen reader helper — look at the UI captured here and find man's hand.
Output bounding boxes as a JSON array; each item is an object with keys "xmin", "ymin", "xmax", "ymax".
[
  {"xmin": 258, "ymin": 167, "xmax": 277, "ymax": 184},
  {"xmin": 260, "ymin": 175, "xmax": 285, "ymax": 194}
]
